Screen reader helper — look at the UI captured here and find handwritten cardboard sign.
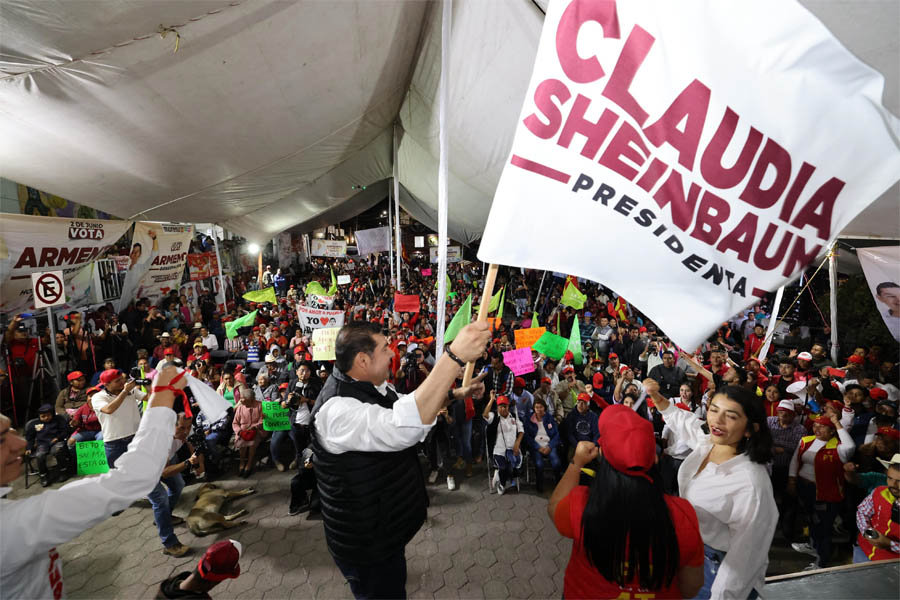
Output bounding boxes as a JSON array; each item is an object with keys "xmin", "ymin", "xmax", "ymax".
[
  {"xmin": 262, "ymin": 401, "xmax": 291, "ymax": 431},
  {"xmin": 311, "ymin": 327, "xmax": 340, "ymax": 361},
  {"xmin": 514, "ymin": 326, "xmax": 546, "ymax": 350},
  {"xmin": 75, "ymin": 440, "xmax": 109, "ymax": 475},
  {"xmin": 503, "ymin": 347, "xmax": 535, "ymax": 376},
  {"xmin": 532, "ymin": 331, "xmax": 569, "ymax": 360},
  {"xmin": 337, "ymin": 274, "xmax": 351, "ymax": 285}
]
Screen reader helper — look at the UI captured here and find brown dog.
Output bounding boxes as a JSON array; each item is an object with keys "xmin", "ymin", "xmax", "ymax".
[{"xmin": 186, "ymin": 484, "xmax": 256, "ymax": 537}]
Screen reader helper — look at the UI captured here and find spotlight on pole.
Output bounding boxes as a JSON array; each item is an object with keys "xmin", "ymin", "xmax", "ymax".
[{"xmin": 248, "ymin": 243, "xmax": 260, "ymax": 254}]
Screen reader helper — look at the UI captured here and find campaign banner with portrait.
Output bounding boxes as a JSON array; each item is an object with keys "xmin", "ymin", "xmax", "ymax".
[
  {"xmin": 310, "ymin": 239, "xmax": 347, "ymax": 257},
  {"xmin": 857, "ymin": 246, "xmax": 900, "ymax": 342},
  {"xmin": 186, "ymin": 252, "xmax": 221, "ymax": 282},
  {"xmin": 478, "ymin": 0, "xmax": 900, "ymax": 351},
  {"xmin": 117, "ymin": 222, "xmax": 193, "ymax": 312},
  {"xmin": 296, "ymin": 304, "xmax": 345, "ymax": 337},
  {"xmin": 0, "ymin": 214, "xmax": 132, "ymax": 314}
]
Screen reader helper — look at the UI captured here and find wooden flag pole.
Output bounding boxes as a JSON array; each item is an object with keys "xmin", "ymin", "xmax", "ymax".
[{"xmin": 462, "ymin": 263, "xmax": 498, "ymax": 386}]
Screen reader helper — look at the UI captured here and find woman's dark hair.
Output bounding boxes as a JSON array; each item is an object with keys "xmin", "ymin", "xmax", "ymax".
[
  {"xmin": 581, "ymin": 457, "xmax": 679, "ymax": 590},
  {"xmin": 334, "ymin": 321, "xmax": 382, "ymax": 372},
  {"xmin": 711, "ymin": 385, "xmax": 773, "ymax": 464}
]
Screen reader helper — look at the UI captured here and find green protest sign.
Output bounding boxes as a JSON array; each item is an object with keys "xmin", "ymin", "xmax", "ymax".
[
  {"xmin": 262, "ymin": 401, "xmax": 291, "ymax": 431},
  {"xmin": 76, "ymin": 440, "xmax": 110, "ymax": 475},
  {"xmin": 532, "ymin": 331, "xmax": 569, "ymax": 360}
]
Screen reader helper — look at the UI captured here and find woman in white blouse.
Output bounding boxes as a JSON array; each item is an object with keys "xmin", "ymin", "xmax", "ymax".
[{"xmin": 643, "ymin": 378, "xmax": 776, "ymax": 600}]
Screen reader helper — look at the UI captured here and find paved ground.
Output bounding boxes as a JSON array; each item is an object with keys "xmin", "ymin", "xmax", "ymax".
[{"xmin": 7, "ymin": 458, "xmax": 826, "ymax": 599}]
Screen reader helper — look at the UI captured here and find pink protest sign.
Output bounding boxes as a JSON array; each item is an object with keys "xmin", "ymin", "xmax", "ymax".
[
  {"xmin": 421, "ymin": 268, "xmax": 432, "ymax": 276},
  {"xmin": 503, "ymin": 347, "xmax": 535, "ymax": 376}
]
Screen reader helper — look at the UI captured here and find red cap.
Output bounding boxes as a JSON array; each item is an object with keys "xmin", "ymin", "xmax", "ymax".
[
  {"xmin": 827, "ymin": 400, "xmax": 844, "ymax": 412},
  {"xmin": 597, "ymin": 405, "xmax": 655, "ymax": 482},
  {"xmin": 164, "ymin": 348, "xmax": 175, "ymax": 355},
  {"xmin": 252, "ymin": 326, "xmax": 260, "ymax": 331},
  {"xmin": 513, "ymin": 377, "xmax": 526, "ymax": 389},
  {"xmin": 66, "ymin": 371, "xmax": 85, "ymax": 382},
  {"xmin": 608, "ymin": 353, "xmax": 619, "ymax": 359},
  {"xmin": 99, "ymin": 369, "xmax": 123, "ymax": 384},
  {"xmin": 619, "ymin": 365, "xmax": 630, "ymax": 374},
  {"xmin": 577, "ymin": 392, "xmax": 591, "ymax": 403},
  {"xmin": 540, "ymin": 377, "xmax": 551, "ymax": 385},
  {"xmin": 639, "ymin": 327, "xmax": 647, "ymax": 333},
  {"xmin": 197, "ymin": 540, "xmax": 242, "ymax": 582},
  {"xmin": 877, "ymin": 427, "xmax": 900, "ymax": 440},
  {"xmin": 86, "ymin": 385, "xmax": 102, "ymax": 395},
  {"xmin": 847, "ymin": 355, "xmax": 864, "ymax": 365},
  {"xmin": 562, "ymin": 365, "xmax": 575, "ymax": 374},
  {"xmin": 592, "ymin": 372, "xmax": 604, "ymax": 388},
  {"xmin": 492, "ymin": 338, "xmax": 501, "ymax": 345},
  {"xmin": 812, "ymin": 415, "xmax": 835, "ymax": 427},
  {"xmin": 564, "ymin": 350, "xmax": 574, "ymax": 362},
  {"xmin": 869, "ymin": 388, "xmax": 888, "ymax": 401},
  {"xmin": 496, "ymin": 395, "xmax": 510, "ymax": 406},
  {"xmin": 279, "ymin": 382, "xmax": 289, "ymax": 390},
  {"xmin": 294, "ymin": 344, "xmax": 306, "ymax": 354}
]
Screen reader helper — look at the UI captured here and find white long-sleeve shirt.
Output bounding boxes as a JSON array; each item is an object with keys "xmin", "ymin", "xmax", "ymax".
[
  {"xmin": 659, "ymin": 401, "xmax": 777, "ymax": 600},
  {"xmin": 788, "ymin": 427, "xmax": 855, "ymax": 481},
  {"xmin": 314, "ymin": 383, "xmax": 435, "ymax": 454},
  {"xmin": 1, "ymin": 407, "xmax": 175, "ymax": 600}
]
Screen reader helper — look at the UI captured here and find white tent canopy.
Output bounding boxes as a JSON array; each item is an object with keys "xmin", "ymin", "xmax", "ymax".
[{"xmin": 1, "ymin": 0, "xmax": 897, "ymax": 244}]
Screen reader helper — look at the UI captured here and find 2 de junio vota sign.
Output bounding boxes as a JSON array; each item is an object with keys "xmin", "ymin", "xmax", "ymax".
[{"xmin": 479, "ymin": 0, "xmax": 900, "ymax": 351}]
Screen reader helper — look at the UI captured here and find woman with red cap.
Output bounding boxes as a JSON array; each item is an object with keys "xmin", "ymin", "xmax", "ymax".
[
  {"xmin": 548, "ymin": 405, "xmax": 704, "ymax": 599},
  {"xmin": 787, "ymin": 410, "xmax": 855, "ymax": 569},
  {"xmin": 643, "ymin": 379, "xmax": 776, "ymax": 599}
]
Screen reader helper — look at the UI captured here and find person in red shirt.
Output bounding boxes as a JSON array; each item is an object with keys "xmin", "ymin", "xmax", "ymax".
[
  {"xmin": 3, "ymin": 317, "xmax": 39, "ymax": 426},
  {"xmin": 743, "ymin": 323, "xmax": 766, "ymax": 361},
  {"xmin": 548, "ymin": 405, "xmax": 704, "ymax": 599}
]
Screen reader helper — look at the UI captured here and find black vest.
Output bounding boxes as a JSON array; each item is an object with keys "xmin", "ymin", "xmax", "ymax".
[{"xmin": 310, "ymin": 369, "xmax": 428, "ymax": 564}]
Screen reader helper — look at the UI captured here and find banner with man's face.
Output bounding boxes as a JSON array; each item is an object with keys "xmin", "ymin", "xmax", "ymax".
[
  {"xmin": 117, "ymin": 222, "xmax": 193, "ymax": 312},
  {"xmin": 857, "ymin": 246, "xmax": 900, "ymax": 342},
  {"xmin": 478, "ymin": 0, "xmax": 900, "ymax": 350}
]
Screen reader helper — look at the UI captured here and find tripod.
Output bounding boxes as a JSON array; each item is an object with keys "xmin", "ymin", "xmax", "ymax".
[{"xmin": 26, "ymin": 333, "xmax": 58, "ymax": 423}]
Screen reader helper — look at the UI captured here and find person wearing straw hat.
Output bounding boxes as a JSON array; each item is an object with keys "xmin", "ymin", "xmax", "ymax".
[{"xmin": 853, "ymin": 453, "xmax": 900, "ymax": 562}]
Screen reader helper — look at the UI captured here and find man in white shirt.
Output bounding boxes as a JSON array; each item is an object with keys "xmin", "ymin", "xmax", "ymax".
[
  {"xmin": 92, "ymin": 369, "xmax": 148, "ymax": 467},
  {"xmin": 198, "ymin": 326, "xmax": 219, "ymax": 351},
  {"xmin": 310, "ymin": 320, "xmax": 489, "ymax": 599}
]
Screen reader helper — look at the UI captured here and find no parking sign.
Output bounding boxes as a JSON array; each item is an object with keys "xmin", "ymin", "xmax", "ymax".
[{"xmin": 31, "ymin": 271, "xmax": 66, "ymax": 309}]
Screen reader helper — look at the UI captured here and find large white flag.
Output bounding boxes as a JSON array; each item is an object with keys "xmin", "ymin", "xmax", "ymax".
[
  {"xmin": 478, "ymin": 0, "xmax": 900, "ymax": 350},
  {"xmin": 354, "ymin": 226, "xmax": 391, "ymax": 256},
  {"xmin": 857, "ymin": 246, "xmax": 900, "ymax": 342}
]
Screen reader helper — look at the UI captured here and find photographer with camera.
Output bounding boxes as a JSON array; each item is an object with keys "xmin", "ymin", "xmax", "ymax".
[
  {"xmin": 3, "ymin": 315, "xmax": 39, "ymax": 426},
  {"xmin": 91, "ymin": 369, "xmax": 150, "ymax": 467},
  {"xmin": 395, "ymin": 343, "xmax": 430, "ymax": 394}
]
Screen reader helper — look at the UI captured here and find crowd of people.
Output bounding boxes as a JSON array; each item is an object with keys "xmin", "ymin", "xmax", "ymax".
[{"xmin": 1, "ymin": 252, "xmax": 898, "ymax": 598}]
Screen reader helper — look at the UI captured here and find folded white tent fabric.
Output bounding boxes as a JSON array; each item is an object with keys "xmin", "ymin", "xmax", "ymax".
[
  {"xmin": 0, "ymin": 0, "xmax": 896, "ymax": 243},
  {"xmin": 184, "ymin": 371, "xmax": 231, "ymax": 424}
]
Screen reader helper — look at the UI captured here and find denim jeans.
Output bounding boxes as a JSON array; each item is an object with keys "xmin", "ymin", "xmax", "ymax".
[
  {"xmin": 452, "ymin": 417, "xmax": 472, "ymax": 463},
  {"xmin": 147, "ymin": 471, "xmax": 185, "ymax": 548},
  {"xmin": 104, "ymin": 435, "xmax": 134, "ymax": 468},
  {"xmin": 492, "ymin": 450, "xmax": 523, "ymax": 486},
  {"xmin": 531, "ymin": 446, "xmax": 563, "ymax": 475},
  {"xmin": 333, "ymin": 549, "xmax": 407, "ymax": 599},
  {"xmin": 797, "ymin": 478, "xmax": 840, "ymax": 567},
  {"xmin": 270, "ymin": 429, "xmax": 295, "ymax": 465},
  {"xmin": 205, "ymin": 430, "xmax": 229, "ymax": 464},
  {"xmin": 73, "ymin": 430, "xmax": 103, "ymax": 444},
  {"xmin": 692, "ymin": 545, "xmax": 759, "ymax": 599}
]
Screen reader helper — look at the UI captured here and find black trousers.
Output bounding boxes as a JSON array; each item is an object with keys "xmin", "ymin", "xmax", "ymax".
[{"xmin": 333, "ymin": 549, "xmax": 407, "ymax": 600}]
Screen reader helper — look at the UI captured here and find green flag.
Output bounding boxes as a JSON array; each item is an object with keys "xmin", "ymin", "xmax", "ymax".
[
  {"xmin": 434, "ymin": 274, "xmax": 452, "ymax": 291},
  {"xmin": 556, "ymin": 311, "xmax": 560, "ymax": 332},
  {"xmin": 476, "ymin": 288, "xmax": 503, "ymax": 313},
  {"xmin": 327, "ymin": 267, "xmax": 338, "ymax": 295},
  {"xmin": 531, "ymin": 312, "xmax": 539, "ymax": 328},
  {"xmin": 497, "ymin": 286, "xmax": 507, "ymax": 320},
  {"xmin": 242, "ymin": 287, "xmax": 277, "ymax": 304},
  {"xmin": 306, "ymin": 281, "xmax": 328, "ymax": 296},
  {"xmin": 225, "ymin": 310, "xmax": 258, "ymax": 339},
  {"xmin": 444, "ymin": 294, "xmax": 472, "ymax": 344},
  {"xmin": 568, "ymin": 315, "xmax": 582, "ymax": 365},
  {"xmin": 561, "ymin": 281, "xmax": 587, "ymax": 309}
]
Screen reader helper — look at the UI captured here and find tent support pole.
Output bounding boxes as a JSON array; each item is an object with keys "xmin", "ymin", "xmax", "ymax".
[
  {"xmin": 829, "ymin": 243, "xmax": 839, "ymax": 363},
  {"xmin": 533, "ymin": 270, "xmax": 547, "ymax": 312},
  {"xmin": 758, "ymin": 285, "xmax": 784, "ymax": 362},
  {"xmin": 387, "ymin": 181, "xmax": 394, "ymax": 285},
  {"xmin": 434, "ymin": 0, "xmax": 452, "ymax": 360},
  {"xmin": 211, "ymin": 225, "xmax": 228, "ymax": 312},
  {"xmin": 393, "ymin": 126, "xmax": 402, "ymax": 292}
]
